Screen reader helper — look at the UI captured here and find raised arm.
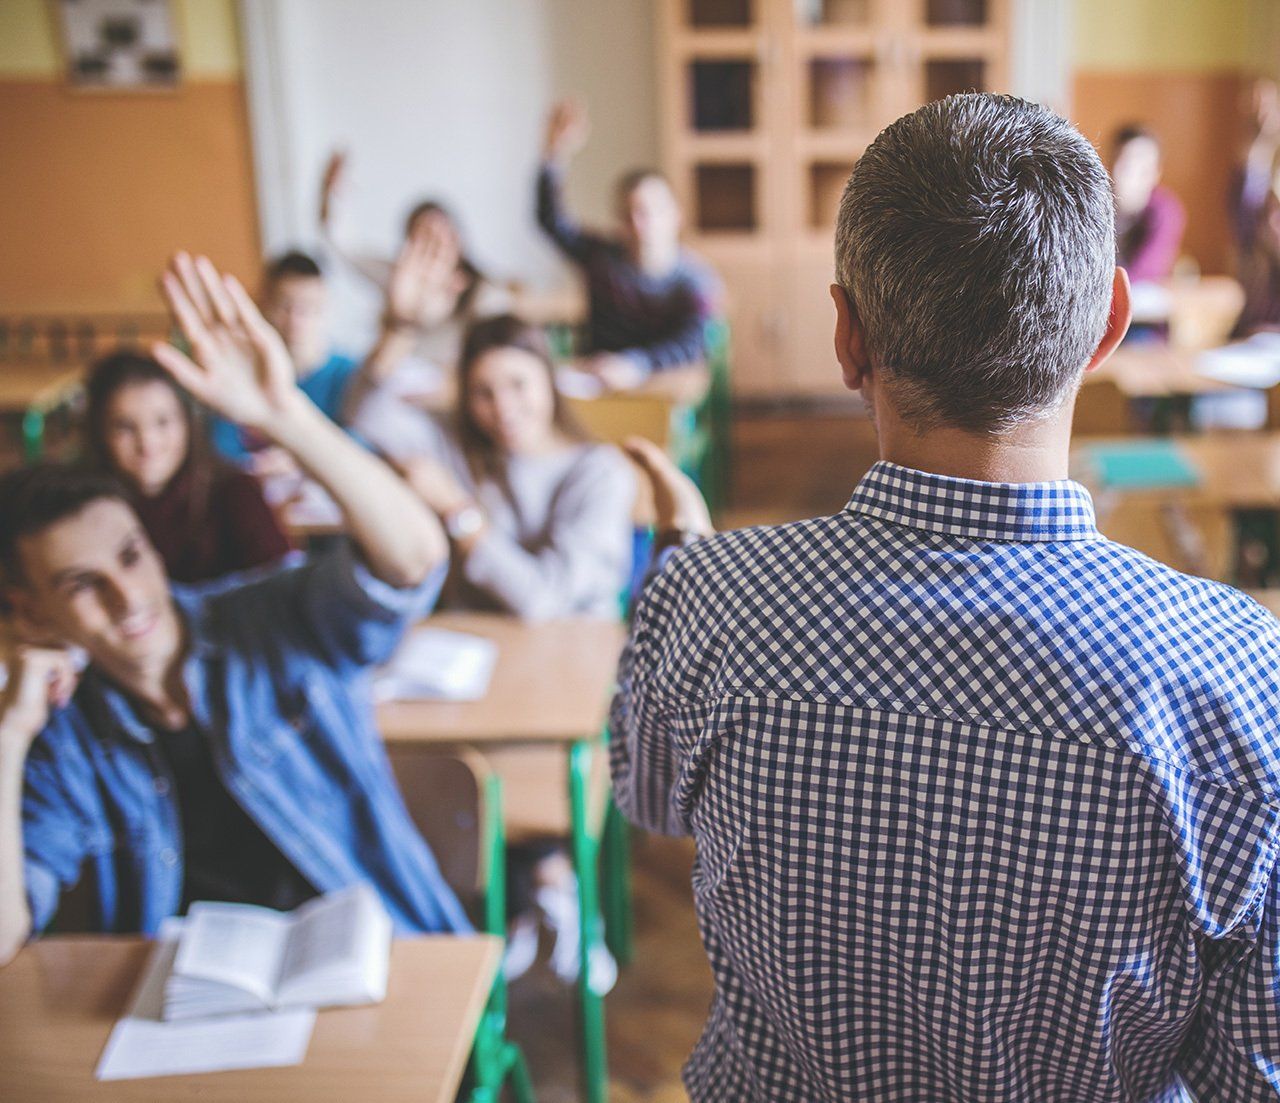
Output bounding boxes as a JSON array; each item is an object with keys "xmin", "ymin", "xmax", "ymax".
[
  {"xmin": 318, "ymin": 150, "xmax": 392, "ymax": 289},
  {"xmin": 0, "ymin": 648, "xmax": 78, "ymax": 965},
  {"xmin": 537, "ymin": 100, "xmax": 595, "ymax": 262},
  {"xmin": 153, "ymin": 253, "xmax": 446, "ymax": 588}
]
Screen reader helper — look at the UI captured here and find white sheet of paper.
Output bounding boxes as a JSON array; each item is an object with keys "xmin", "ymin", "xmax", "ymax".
[
  {"xmin": 96, "ymin": 923, "xmax": 315, "ymax": 1081},
  {"xmin": 1196, "ymin": 335, "xmax": 1280, "ymax": 389},
  {"xmin": 555, "ymin": 366, "xmax": 605, "ymax": 399},
  {"xmin": 374, "ymin": 628, "xmax": 498, "ymax": 702}
]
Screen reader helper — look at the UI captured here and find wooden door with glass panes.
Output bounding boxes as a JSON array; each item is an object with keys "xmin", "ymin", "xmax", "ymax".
[{"xmin": 658, "ymin": 0, "xmax": 1009, "ymax": 397}]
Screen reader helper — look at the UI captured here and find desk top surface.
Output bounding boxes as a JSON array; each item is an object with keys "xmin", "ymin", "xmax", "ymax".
[
  {"xmin": 1073, "ymin": 432, "xmax": 1280, "ymax": 508},
  {"xmin": 1088, "ymin": 346, "xmax": 1234, "ymax": 398},
  {"xmin": 0, "ymin": 933, "xmax": 501, "ymax": 1103},
  {"xmin": 376, "ymin": 611, "xmax": 627, "ymax": 745}
]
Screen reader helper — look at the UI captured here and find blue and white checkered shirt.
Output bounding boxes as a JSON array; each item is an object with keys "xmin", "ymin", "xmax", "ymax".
[{"xmin": 610, "ymin": 461, "xmax": 1280, "ymax": 1102}]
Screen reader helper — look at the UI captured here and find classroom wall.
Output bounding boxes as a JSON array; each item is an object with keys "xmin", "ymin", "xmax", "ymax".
[
  {"xmin": 1070, "ymin": 0, "xmax": 1265, "ymax": 276},
  {"xmin": 245, "ymin": 0, "xmax": 658, "ymax": 349},
  {"xmin": 0, "ymin": 0, "xmax": 260, "ymax": 314}
]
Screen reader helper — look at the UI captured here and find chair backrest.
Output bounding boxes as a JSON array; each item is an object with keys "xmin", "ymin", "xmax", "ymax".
[{"xmin": 386, "ymin": 745, "xmax": 492, "ymax": 905}]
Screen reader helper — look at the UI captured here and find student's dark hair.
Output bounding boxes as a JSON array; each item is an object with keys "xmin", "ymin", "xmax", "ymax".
[
  {"xmin": 615, "ymin": 167, "xmax": 670, "ymax": 204},
  {"xmin": 0, "ymin": 463, "xmax": 129, "ymax": 586},
  {"xmin": 455, "ymin": 314, "xmax": 587, "ymax": 477},
  {"xmin": 84, "ymin": 350, "xmax": 224, "ymax": 522},
  {"xmin": 264, "ymin": 250, "xmax": 324, "ymax": 285},
  {"xmin": 1112, "ymin": 122, "xmax": 1158, "ymax": 157},
  {"xmin": 834, "ymin": 93, "xmax": 1116, "ymax": 434},
  {"xmin": 404, "ymin": 199, "xmax": 485, "ymax": 315}
]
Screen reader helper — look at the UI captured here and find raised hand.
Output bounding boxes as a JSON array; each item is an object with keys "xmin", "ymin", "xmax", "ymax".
[
  {"xmin": 385, "ymin": 224, "xmax": 465, "ymax": 330},
  {"xmin": 624, "ymin": 436, "xmax": 715, "ymax": 538},
  {"xmin": 153, "ymin": 252, "xmax": 299, "ymax": 431},
  {"xmin": 319, "ymin": 149, "xmax": 348, "ymax": 227},
  {"xmin": 544, "ymin": 99, "xmax": 590, "ymax": 165},
  {"xmin": 0, "ymin": 647, "xmax": 78, "ymax": 754}
]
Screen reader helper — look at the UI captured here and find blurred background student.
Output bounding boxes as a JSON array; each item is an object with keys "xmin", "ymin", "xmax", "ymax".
[
  {"xmin": 320, "ymin": 151, "xmax": 511, "ymax": 397},
  {"xmin": 1233, "ymin": 79, "xmax": 1280, "ymax": 336},
  {"xmin": 85, "ymin": 351, "xmax": 291, "ymax": 584},
  {"xmin": 1111, "ymin": 123, "xmax": 1186, "ymax": 283},
  {"xmin": 353, "ymin": 312, "xmax": 635, "ymax": 620},
  {"xmin": 211, "ymin": 251, "xmax": 360, "ymax": 474},
  {"xmin": 537, "ymin": 100, "xmax": 723, "ymax": 390}
]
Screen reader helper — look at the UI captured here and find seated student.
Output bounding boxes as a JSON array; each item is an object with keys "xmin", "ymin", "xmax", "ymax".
[
  {"xmin": 612, "ymin": 94, "xmax": 1280, "ymax": 1100},
  {"xmin": 537, "ymin": 99, "xmax": 723, "ymax": 390},
  {"xmin": 0, "ymin": 252, "xmax": 468, "ymax": 966},
  {"xmin": 351, "ymin": 313, "xmax": 635, "ymax": 621},
  {"xmin": 319, "ymin": 151, "xmax": 510, "ymax": 395},
  {"xmin": 1233, "ymin": 81, "xmax": 1280, "ymax": 335},
  {"xmin": 210, "ymin": 250, "xmax": 360, "ymax": 470},
  {"xmin": 85, "ymin": 350, "xmax": 291, "ymax": 584},
  {"xmin": 1110, "ymin": 123, "xmax": 1186, "ymax": 283}
]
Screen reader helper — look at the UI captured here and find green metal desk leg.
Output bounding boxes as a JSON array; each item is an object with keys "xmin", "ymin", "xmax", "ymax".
[
  {"xmin": 467, "ymin": 772, "xmax": 536, "ymax": 1103},
  {"xmin": 602, "ymin": 798, "xmax": 634, "ymax": 966},
  {"xmin": 569, "ymin": 739, "xmax": 608, "ymax": 1103}
]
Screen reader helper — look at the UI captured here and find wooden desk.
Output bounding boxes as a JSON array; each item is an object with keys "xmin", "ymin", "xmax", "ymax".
[
  {"xmin": 1074, "ymin": 433, "xmax": 1280, "ymax": 511},
  {"xmin": 565, "ymin": 364, "xmax": 710, "ymax": 451},
  {"xmin": 1088, "ymin": 346, "xmax": 1235, "ymax": 399},
  {"xmin": 377, "ymin": 612, "xmax": 627, "ymax": 1103},
  {"xmin": 0, "ymin": 934, "xmax": 501, "ymax": 1103},
  {"xmin": 377, "ymin": 613, "xmax": 625, "ymax": 746}
]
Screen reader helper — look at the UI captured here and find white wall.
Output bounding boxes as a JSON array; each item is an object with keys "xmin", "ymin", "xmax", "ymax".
[{"xmin": 241, "ymin": 0, "xmax": 658, "ymax": 347}]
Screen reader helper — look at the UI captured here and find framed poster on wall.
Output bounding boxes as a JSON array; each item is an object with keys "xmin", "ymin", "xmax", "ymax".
[{"xmin": 53, "ymin": 0, "xmax": 182, "ymax": 90}]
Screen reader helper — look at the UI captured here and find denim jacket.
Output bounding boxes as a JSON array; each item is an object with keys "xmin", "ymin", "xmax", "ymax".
[{"xmin": 22, "ymin": 543, "xmax": 470, "ymax": 935}]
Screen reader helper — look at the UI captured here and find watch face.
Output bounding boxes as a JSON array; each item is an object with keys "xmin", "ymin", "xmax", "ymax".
[{"xmin": 448, "ymin": 506, "xmax": 484, "ymax": 539}]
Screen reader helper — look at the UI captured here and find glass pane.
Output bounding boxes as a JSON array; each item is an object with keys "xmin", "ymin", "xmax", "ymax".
[
  {"xmin": 925, "ymin": 58, "xmax": 985, "ymax": 102},
  {"xmin": 809, "ymin": 57, "xmax": 875, "ymax": 130},
  {"xmin": 926, "ymin": 0, "xmax": 987, "ymax": 26},
  {"xmin": 810, "ymin": 162, "xmax": 857, "ymax": 229},
  {"xmin": 691, "ymin": 60, "xmax": 755, "ymax": 131},
  {"xmin": 795, "ymin": 0, "xmax": 871, "ymax": 25},
  {"xmin": 695, "ymin": 164, "xmax": 757, "ymax": 232},
  {"xmin": 689, "ymin": 0, "xmax": 752, "ymax": 27}
]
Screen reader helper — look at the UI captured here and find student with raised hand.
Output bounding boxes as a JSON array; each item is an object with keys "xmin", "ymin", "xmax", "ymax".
[
  {"xmin": 611, "ymin": 94, "xmax": 1280, "ymax": 1101},
  {"xmin": 537, "ymin": 99, "xmax": 723, "ymax": 390},
  {"xmin": 210, "ymin": 251, "xmax": 362, "ymax": 467},
  {"xmin": 352, "ymin": 313, "xmax": 635, "ymax": 621},
  {"xmin": 84, "ymin": 350, "xmax": 291, "ymax": 584},
  {"xmin": 319, "ymin": 151, "xmax": 510, "ymax": 382},
  {"xmin": 0, "ymin": 252, "xmax": 467, "ymax": 967}
]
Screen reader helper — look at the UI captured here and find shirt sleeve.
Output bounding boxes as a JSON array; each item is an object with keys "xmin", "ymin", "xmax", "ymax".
[
  {"xmin": 209, "ymin": 542, "xmax": 445, "ymax": 674},
  {"xmin": 21, "ymin": 732, "xmax": 93, "ymax": 935},
  {"xmin": 1177, "ymin": 837, "xmax": 1280, "ymax": 1098},
  {"xmin": 217, "ymin": 472, "xmax": 293, "ymax": 574},
  {"xmin": 461, "ymin": 447, "xmax": 636, "ymax": 620},
  {"xmin": 536, "ymin": 163, "xmax": 601, "ymax": 265},
  {"xmin": 608, "ymin": 558, "xmax": 689, "ymax": 836},
  {"xmin": 618, "ymin": 261, "xmax": 725, "ymax": 374}
]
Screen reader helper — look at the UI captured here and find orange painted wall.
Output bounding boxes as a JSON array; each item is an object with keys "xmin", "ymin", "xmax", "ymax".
[
  {"xmin": 1072, "ymin": 70, "xmax": 1249, "ymax": 277},
  {"xmin": 0, "ymin": 79, "xmax": 260, "ymax": 313}
]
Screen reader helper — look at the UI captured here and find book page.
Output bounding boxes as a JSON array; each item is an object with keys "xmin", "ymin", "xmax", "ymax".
[
  {"xmin": 98, "ymin": 921, "xmax": 315, "ymax": 1081},
  {"xmin": 174, "ymin": 903, "xmax": 291, "ymax": 1005},
  {"xmin": 278, "ymin": 885, "xmax": 391, "ymax": 1004}
]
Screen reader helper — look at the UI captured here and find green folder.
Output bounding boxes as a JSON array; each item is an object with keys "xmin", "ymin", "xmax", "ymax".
[{"xmin": 1086, "ymin": 441, "xmax": 1200, "ymax": 490}]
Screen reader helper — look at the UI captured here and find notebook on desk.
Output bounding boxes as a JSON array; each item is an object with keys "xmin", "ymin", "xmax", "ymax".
[{"xmin": 1085, "ymin": 440, "xmax": 1201, "ymax": 490}]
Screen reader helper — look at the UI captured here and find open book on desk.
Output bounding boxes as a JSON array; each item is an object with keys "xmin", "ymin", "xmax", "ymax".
[{"xmin": 163, "ymin": 884, "xmax": 391, "ymax": 1021}]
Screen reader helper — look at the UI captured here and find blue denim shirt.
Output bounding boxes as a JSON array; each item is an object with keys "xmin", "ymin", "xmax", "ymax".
[{"xmin": 22, "ymin": 543, "xmax": 470, "ymax": 936}]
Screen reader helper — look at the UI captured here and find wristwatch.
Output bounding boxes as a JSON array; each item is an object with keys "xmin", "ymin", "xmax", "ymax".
[{"xmin": 445, "ymin": 504, "xmax": 485, "ymax": 541}]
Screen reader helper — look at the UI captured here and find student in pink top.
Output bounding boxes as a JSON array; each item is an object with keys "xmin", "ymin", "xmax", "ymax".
[{"xmin": 1110, "ymin": 124, "xmax": 1186, "ymax": 282}]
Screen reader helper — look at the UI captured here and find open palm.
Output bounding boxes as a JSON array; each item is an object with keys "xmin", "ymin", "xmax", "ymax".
[{"xmin": 153, "ymin": 252, "xmax": 298, "ymax": 430}]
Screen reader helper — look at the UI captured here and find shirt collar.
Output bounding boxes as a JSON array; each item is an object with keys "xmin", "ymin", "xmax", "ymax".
[{"xmin": 844, "ymin": 461, "xmax": 1100, "ymax": 544}]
